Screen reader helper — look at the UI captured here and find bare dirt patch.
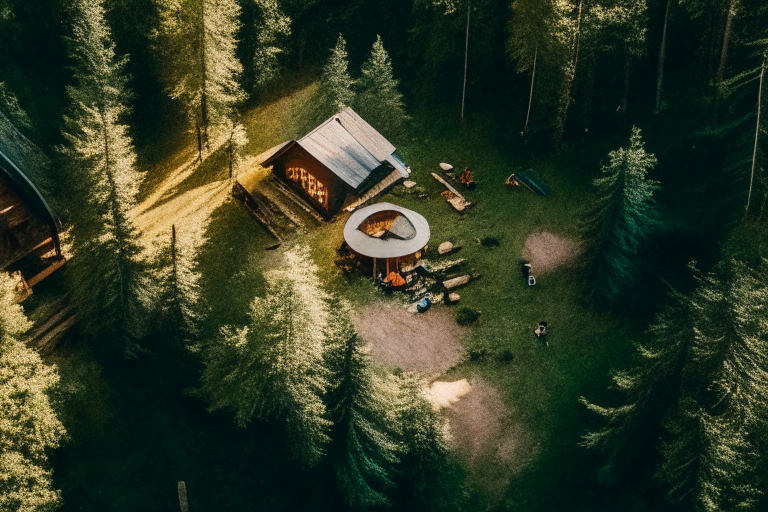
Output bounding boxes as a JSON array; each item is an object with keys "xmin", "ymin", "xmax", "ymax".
[
  {"xmin": 521, "ymin": 231, "xmax": 579, "ymax": 274},
  {"xmin": 430, "ymin": 378, "xmax": 535, "ymax": 499},
  {"xmin": 354, "ymin": 303, "xmax": 466, "ymax": 375}
]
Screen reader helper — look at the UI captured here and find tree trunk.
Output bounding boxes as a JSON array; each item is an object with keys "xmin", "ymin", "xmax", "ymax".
[
  {"xmin": 195, "ymin": 117, "xmax": 202, "ymax": 162},
  {"xmin": 621, "ymin": 57, "xmax": 631, "ymax": 114},
  {"xmin": 717, "ymin": 0, "xmax": 736, "ymax": 84},
  {"xmin": 524, "ymin": 45, "xmax": 537, "ymax": 135},
  {"xmin": 655, "ymin": 0, "xmax": 671, "ymax": 112},
  {"xmin": 461, "ymin": 0, "xmax": 470, "ymax": 120},
  {"xmin": 573, "ymin": 0, "xmax": 584, "ymax": 73},
  {"xmin": 199, "ymin": 3, "xmax": 209, "ymax": 149},
  {"xmin": 171, "ymin": 224, "xmax": 177, "ymax": 266},
  {"xmin": 746, "ymin": 60, "xmax": 764, "ymax": 217}
]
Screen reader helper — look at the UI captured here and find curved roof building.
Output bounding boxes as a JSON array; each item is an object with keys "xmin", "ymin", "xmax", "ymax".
[{"xmin": 343, "ymin": 203, "xmax": 430, "ymax": 261}]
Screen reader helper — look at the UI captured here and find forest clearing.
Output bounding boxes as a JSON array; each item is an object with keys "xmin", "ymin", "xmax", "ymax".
[{"xmin": 2, "ymin": 1, "xmax": 767, "ymax": 512}]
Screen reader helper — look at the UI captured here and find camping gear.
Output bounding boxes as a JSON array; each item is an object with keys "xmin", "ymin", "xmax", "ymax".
[
  {"xmin": 528, "ymin": 276, "xmax": 536, "ymax": 286},
  {"xmin": 416, "ymin": 296, "xmax": 432, "ymax": 313},
  {"xmin": 384, "ymin": 271, "xmax": 406, "ymax": 288},
  {"xmin": 510, "ymin": 169, "xmax": 550, "ymax": 197},
  {"xmin": 505, "ymin": 174, "xmax": 521, "ymax": 187},
  {"xmin": 460, "ymin": 168, "xmax": 476, "ymax": 190}
]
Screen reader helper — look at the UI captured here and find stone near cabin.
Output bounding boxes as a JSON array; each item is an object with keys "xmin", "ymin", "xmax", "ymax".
[
  {"xmin": 438, "ymin": 241, "xmax": 454, "ymax": 255},
  {"xmin": 439, "ymin": 162, "xmax": 454, "ymax": 172},
  {"xmin": 443, "ymin": 274, "xmax": 470, "ymax": 290}
]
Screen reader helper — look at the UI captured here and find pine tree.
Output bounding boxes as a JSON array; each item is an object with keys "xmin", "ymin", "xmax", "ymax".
[
  {"xmin": 580, "ymin": 289, "xmax": 696, "ymax": 483},
  {"xmin": 0, "ymin": 81, "xmax": 31, "ymax": 129},
  {"xmin": 325, "ymin": 299, "xmax": 399, "ymax": 509},
  {"xmin": 153, "ymin": 225, "xmax": 201, "ymax": 347},
  {"xmin": 317, "ymin": 34, "xmax": 355, "ymax": 119},
  {"xmin": 584, "ymin": 259, "xmax": 768, "ymax": 510},
  {"xmin": 581, "ymin": 126, "xmax": 661, "ymax": 303},
  {"xmin": 588, "ymin": 0, "xmax": 648, "ymax": 113},
  {"xmin": 198, "ymin": 246, "xmax": 331, "ymax": 467},
  {"xmin": 61, "ymin": 0, "xmax": 149, "ymax": 357},
  {"xmin": 354, "ymin": 36, "xmax": 408, "ymax": 136},
  {"xmin": 156, "ymin": 0, "xmax": 247, "ymax": 161},
  {"xmin": 252, "ymin": 0, "xmax": 291, "ymax": 88},
  {"xmin": 656, "ymin": 261, "xmax": 768, "ymax": 511},
  {"xmin": 225, "ymin": 120, "xmax": 248, "ymax": 180},
  {"xmin": 0, "ymin": 273, "xmax": 66, "ymax": 512}
]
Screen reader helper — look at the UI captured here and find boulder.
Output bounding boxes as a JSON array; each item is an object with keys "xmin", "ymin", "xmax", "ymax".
[
  {"xmin": 403, "ymin": 180, "xmax": 417, "ymax": 188},
  {"xmin": 439, "ymin": 162, "xmax": 454, "ymax": 172},
  {"xmin": 446, "ymin": 293, "xmax": 460, "ymax": 304},
  {"xmin": 438, "ymin": 241, "xmax": 454, "ymax": 255}
]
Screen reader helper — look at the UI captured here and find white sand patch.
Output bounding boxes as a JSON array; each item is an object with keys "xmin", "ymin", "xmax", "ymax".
[{"xmin": 426, "ymin": 379, "xmax": 472, "ymax": 409}]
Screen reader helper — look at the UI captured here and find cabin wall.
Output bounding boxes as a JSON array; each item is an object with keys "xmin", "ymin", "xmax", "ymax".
[
  {"xmin": 272, "ymin": 145, "xmax": 354, "ymax": 217},
  {"xmin": 0, "ymin": 176, "xmax": 52, "ymax": 269}
]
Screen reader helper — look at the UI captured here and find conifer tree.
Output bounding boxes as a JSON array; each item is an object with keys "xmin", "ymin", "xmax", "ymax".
[
  {"xmin": 581, "ymin": 127, "xmax": 661, "ymax": 303},
  {"xmin": 583, "ymin": 260, "xmax": 768, "ymax": 510},
  {"xmin": 580, "ymin": 290, "xmax": 696, "ymax": 483},
  {"xmin": 156, "ymin": 0, "xmax": 246, "ymax": 161},
  {"xmin": 153, "ymin": 225, "xmax": 201, "ymax": 346},
  {"xmin": 317, "ymin": 34, "xmax": 355, "ymax": 119},
  {"xmin": 61, "ymin": 0, "xmax": 148, "ymax": 357},
  {"xmin": 252, "ymin": 0, "xmax": 291, "ymax": 88},
  {"xmin": 225, "ymin": 120, "xmax": 248, "ymax": 180},
  {"xmin": 198, "ymin": 246, "xmax": 331, "ymax": 467},
  {"xmin": 656, "ymin": 260, "xmax": 768, "ymax": 511},
  {"xmin": 324, "ymin": 300, "xmax": 399, "ymax": 509},
  {"xmin": 0, "ymin": 82, "xmax": 31, "ymax": 129},
  {"xmin": 589, "ymin": 0, "xmax": 648, "ymax": 113},
  {"xmin": 354, "ymin": 36, "xmax": 408, "ymax": 136},
  {"xmin": 0, "ymin": 273, "xmax": 66, "ymax": 512}
]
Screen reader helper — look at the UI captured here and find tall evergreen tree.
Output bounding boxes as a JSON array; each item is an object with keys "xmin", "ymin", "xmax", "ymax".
[
  {"xmin": 324, "ymin": 300, "xmax": 399, "ymax": 509},
  {"xmin": 0, "ymin": 273, "xmax": 66, "ymax": 512},
  {"xmin": 354, "ymin": 36, "xmax": 408, "ymax": 136},
  {"xmin": 580, "ymin": 289, "xmax": 696, "ymax": 483},
  {"xmin": 581, "ymin": 126, "xmax": 661, "ymax": 303},
  {"xmin": 153, "ymin": 225, "xmax": 201, "ymax": 347},
  {"xmin": 656, "ymin": 260, "xmax": 768, "ymax": 511},
  {"xmin": 584, "ymin": 260, "xmax": 768, "ymax": 510},
  {"xmin": 198, "ymin": 246, "xmax": 331, "ymax": 467},
  {"xmin": 317, "ymin": 34, "xmax": 355, "ymax": 119},
  {"xmin": 252, "ymin": 0, "xmax": 291, "ymax": 89},
  {"xmin": 61, "ymin": 0, "xmax": 148, "ymax": 357},
  {"xmin": 156, "ymin": 0, "xmax": 246, "ymax": 161}
]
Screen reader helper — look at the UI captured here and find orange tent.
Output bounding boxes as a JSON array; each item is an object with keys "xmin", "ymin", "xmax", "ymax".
[{"xmin": 384, "ymin": 271, "xmax": 405, "ymax": 287}]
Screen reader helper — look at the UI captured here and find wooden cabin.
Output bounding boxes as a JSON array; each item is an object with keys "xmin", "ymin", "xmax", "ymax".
[
  {"xmin": 0, "ymin": 146, "xmax": 63, "ymax": 296},
  {"xmin": 239, "ymin": 108, "xmax": 410, "ymax": 219}
]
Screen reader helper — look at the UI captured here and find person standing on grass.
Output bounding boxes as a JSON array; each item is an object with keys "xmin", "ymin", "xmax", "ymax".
[{"xmin": 535, "ymin": 321, "xmax": 548, "ymax": 339}]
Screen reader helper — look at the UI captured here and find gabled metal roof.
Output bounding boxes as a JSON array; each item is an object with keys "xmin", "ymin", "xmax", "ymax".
[{"xmin": 260, "ymin": 108, "xmax": 409, "ymax": 193}]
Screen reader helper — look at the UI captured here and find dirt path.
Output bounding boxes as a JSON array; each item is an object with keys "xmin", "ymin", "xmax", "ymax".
[
  {"xmin": 521, "ymin": 231, "xmax": 580, "ymax": 274},
  {"xmin": 354, "ymin": 302, "xmax": 466, "ymax": 375}
]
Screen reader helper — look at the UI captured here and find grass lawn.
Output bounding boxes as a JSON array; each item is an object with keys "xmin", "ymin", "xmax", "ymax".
[{"xmin": 45, "ymin": 77, "xmax": 688, "ymax": 511}]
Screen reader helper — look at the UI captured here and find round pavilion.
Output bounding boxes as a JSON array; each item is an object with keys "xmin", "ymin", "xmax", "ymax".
[{"xmin": 343, "ymin": 202, "xmax": 430, "ymax": 277}]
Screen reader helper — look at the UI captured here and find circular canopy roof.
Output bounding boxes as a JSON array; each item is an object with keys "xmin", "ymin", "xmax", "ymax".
[{"xmin": 343, "ymin": 202, "xmax": 430, "ymax": 259}]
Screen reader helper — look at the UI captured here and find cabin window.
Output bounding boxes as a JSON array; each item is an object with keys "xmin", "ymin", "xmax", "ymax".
[{"xmin": 286, "ymin": 166, "xmax": 328, "ymax": 209}]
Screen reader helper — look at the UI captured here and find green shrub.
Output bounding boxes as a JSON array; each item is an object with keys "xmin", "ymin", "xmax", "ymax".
[{"xmin": 456, "ymin": 307, "xmax": 480, "ymax": 325}]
